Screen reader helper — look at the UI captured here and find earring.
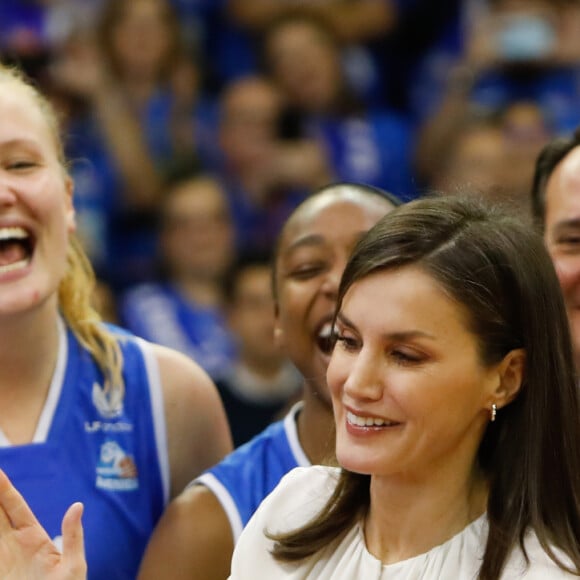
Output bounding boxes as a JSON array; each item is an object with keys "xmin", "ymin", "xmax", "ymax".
[{"xmin": 490, "ymin": 403, "xmax": 497, "ymax": 423}]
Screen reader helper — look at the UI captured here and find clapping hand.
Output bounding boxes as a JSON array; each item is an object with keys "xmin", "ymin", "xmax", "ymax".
[{"xmin": 0, "ymin": 470, "xmax": 86, "ymax": 580}]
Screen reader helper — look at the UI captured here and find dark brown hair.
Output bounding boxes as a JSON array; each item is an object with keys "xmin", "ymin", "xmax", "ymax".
[
  {"xmin": 271, "ymin": 195, "xmax": 580, "ymax": 579},
  {"xmin": 531, "ymin": 126, "xmax": 580, "ymax": 231}
]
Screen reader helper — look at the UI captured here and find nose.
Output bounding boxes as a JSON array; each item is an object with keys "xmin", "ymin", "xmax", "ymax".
[
  {"xmin": 0, "ymin": 175, "xmax": 18, "ymax": 207},
  {"xmin": 320, "ymin": 258, "xmax": 347, "ymax": 300},
  {"xmin": 342, "ymin": 348, "xmax": 384, "ymax": 402}
]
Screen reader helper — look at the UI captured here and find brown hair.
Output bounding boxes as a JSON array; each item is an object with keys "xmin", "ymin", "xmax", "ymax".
[
  {"xmin": 271, "ymin": 195, "xmax": 580, "ymax": 579},
  {"xmin": 531, "ymin": 126, "xmax": 580, "ymax": 231},
  {"xmin": 0, "ymin": 63, "xmax": 125, "ymax": 409}
]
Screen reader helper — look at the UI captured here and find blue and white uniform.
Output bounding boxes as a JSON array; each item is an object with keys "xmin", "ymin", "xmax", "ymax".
[
  {"xmin": 195, "ymin": 403, "xmax": 309, "ymax": 543},
  {"xmin": 120, "ymin": 282, "xmax": 237, "ymax": 381},
  {"xmin": 0, "ymin": 319, "xmax": 169, "ymax": 580}
]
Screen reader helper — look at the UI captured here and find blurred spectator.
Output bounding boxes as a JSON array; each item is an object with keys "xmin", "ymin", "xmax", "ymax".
[
  {"xmin": 416, "ymin": 0, "xmax": 580, "ymax": 184},
  {"xmin": 49, "ymin": 0, "xmax": 202, "ymax": 287},
  {"xmin": 430, "ymin": 102, "xmax": 550, "ymax": 217},
  {"xmin": 44, "ymin": 0, "xmax": 106, "ymax": 49},
  {"xmin": 432, "ymin": 114, "xmax": 508, "ymax": 198},
  {"xmin": 120, "ymin": 173, "xmax": 237, "ymax": 380},
  {"xmin": 212, "ymin": 75, "xmax": 329, "ymax": 252},
  {"xmin": 0, "ymin": 1, "xmax": 51, "ymax": 61},
  {"xmin": 500, "ymin": 100, "xmax": 551, "ymax": 212},
  {"xmin": 218, "ymin": 252, "xmax": 302, "ymax": 448},
  {"xmin": 226, "ymin": 0, "xmax": 398, "ymax": 103},
  {"xmin": 381, "ymin": 0, "xmax": 463, "ymax": 116},
  {"xmin": 262, "ymin": 10, "xmax": 417, "ymax": 200}
]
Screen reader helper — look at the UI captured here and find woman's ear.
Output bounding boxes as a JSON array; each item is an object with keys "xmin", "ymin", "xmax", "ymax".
[
  {"xmin": 64, "ymin": 175, "xmax": 77, "ymax": 233},
  {"xmin": 491, "ymin": 348, "xmax": 526, "ymax": 410},
  {"xmin": 273, "ymin": 324, "xmax": 285, "ymax": 349}
]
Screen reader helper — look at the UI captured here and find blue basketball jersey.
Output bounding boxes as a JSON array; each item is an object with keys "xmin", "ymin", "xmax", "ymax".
[
  {"xmin": 0, "ymin": 320, "xmax": 169, "ymax": 579},
  {"xmin": 120, "ymin": 282, "xmax": 237, "ymax": 380},
  {"xmin": 195, "ymin": 403, "xmax": 310, "ymax": 542}
]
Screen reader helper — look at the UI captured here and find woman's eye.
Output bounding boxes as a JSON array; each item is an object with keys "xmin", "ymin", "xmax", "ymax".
[
  {"xmin": 559, "ymin": 236, "xmax": 580, "ymax": 248},
  {"xmin": 289, "ymin": 264, "xmax": 325, "ymax": 280},
  {"xmin": 335, "ymin": 335, "xmax": 360, "ymax": 352},
  {"xmin": 7, "ymin": 160, "xmax": 37, "ymax": 171},
  {"xmin": 391, "ymin": 349, "xmax": 424, "ymax": 365}
]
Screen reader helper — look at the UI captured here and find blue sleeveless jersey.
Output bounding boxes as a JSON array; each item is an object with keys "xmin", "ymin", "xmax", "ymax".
[
  {"xmin": 0, "ymin": 322, "xmax": 169, "ymax": 579},
  {"xmin": 195, "ymin": 403, "xmax": 309, "ymax": 542},
  {"xmin": 120, "ymin": 282, "xmax": 237, "ymax": 380}
]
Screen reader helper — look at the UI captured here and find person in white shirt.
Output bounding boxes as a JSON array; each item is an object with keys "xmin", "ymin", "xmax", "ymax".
[{"xmin": 230, "ymin": 195, "xmax": 580, "ymax": 579}]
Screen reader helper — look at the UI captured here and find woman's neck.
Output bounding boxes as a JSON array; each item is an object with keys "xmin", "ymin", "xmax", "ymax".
[
  {"xmin": 0, "ymin": 305, "xmax": 62, "ymax": 444},
  {"xmin": 364, "ymin": 463, "xmax": 488, "ymax": 565},
  {"xmin": 0, "ymin": 304, "xmax": 61, "ymax": 391},
  {"xmin": 297, "ymin": 384, "xmax": 335, "ymax": 464}
]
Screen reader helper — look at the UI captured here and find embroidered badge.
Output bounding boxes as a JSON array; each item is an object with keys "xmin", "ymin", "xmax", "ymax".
[{"xmin": 95, "ymin": 440, "xmax": 139, "ymax": 491}]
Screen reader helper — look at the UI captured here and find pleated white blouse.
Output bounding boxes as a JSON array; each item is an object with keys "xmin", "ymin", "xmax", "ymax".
[{"xmin": 230, "ymin": 466, "xmax": 574, "ymax": 579}]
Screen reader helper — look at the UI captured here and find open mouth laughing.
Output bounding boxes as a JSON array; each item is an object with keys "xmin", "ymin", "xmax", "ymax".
[
  {"xmin": 315, "ymin": 320, "xmax": 336, "ymax": 355},
  {"xmin": 0, "ymin": 227, "xmax": 34, "ymax": 275}
]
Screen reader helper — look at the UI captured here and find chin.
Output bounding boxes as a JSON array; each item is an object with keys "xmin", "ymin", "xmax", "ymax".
[
  {"xmin": 335, "ymin": 438, "xmax": 373, "ymax": 475},
  {"xmin": 336, "ymin": 455, "xmax": 374, "ymax": 476}
]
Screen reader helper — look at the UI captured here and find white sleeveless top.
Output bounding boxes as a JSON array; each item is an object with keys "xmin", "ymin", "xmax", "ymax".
[{"xmin": 230, "ymin": 466, "xmax": 574, "ymax": 579}]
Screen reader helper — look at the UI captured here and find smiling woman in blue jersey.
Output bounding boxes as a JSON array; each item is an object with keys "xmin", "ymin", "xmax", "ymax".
[{"xmin": 0, "ymin": 63, "xmax": 232, "ymax": 579}]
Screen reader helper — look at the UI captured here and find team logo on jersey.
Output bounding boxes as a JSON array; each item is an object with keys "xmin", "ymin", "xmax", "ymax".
[
  {"xmin": 95, "ymin": 440, "xmax": 139, "ymax": 491},
  {"xmin": 92, "ymin": 381, "xmax": 124, "ymax": 419}
]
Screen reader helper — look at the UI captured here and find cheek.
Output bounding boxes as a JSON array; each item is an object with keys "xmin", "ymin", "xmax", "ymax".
[
  {"xmin": 326, "ymin": 354, "xmax": 348, "ymax": 400},
  {"xmin": 551, "ymin": 256, "xmax": 580, "ymax": 296}
]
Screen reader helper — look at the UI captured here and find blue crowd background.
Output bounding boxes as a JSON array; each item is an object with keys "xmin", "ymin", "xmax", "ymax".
[{"xmin": 2, "ymin": 0, "xmax": 579, "ymax": 445}]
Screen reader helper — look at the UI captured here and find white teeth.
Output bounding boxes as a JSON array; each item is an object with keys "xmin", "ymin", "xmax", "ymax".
[
  {"xmin": 0, "ymin": 227, "xmax": 28, "ymax": 241},
  {"xmin": 0, "ymin": 259, "xmax": 29, "ymax": 274},
  {"xmin": 318, "ymin": 322, "xmax": 333, "ymax": 339},
  {"xmin": 346, "ymin": 411, "xmax": 397, "ymax": 428}
]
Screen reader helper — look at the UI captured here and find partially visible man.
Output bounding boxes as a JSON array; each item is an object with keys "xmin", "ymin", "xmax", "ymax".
[{"xmin": 531, "ymin": 127, "xmax": 580, "ymax": 367}]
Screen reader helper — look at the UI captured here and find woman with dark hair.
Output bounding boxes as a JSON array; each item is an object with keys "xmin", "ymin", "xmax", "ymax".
[{"xmin": 230, "ymin": 195, "xmax": 580, "ymax": 578}]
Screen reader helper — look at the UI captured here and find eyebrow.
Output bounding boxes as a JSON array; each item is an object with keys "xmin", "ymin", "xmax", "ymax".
[
  {"xmin": 548, "ymin": 217, "xmax": 580, "ymax": 238},
  {"xmin": 283, "ymin": 234, "xmax": 326, "ymax": 256},
  {"xmin": 0, "ymin": 138, "xmax": 41, "ymax": 151},
  {"xmin": 283, "ymin": 230, "xmax": 369, "ymax": 257},
  {"xmin": 336, "ymin": 312, "xmax": 437, "ymax": 341},
  {"xmin": 551, "ymin": 219, "xmax": 580, "ymax": 234}
]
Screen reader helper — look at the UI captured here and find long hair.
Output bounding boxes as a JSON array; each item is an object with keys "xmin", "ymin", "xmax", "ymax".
[
  {"xmin": 271, "ymin": 196, "xmax": 580, "ymax": 578},
  {"xmin": 0, "ymin": 63, "xmax": 125, "ymax": 410}
]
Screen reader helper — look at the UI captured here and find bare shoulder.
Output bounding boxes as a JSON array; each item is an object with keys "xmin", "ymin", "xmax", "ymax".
[
  {"xmin": 152, "ymin": 343, "xmax": 216, "ymax": 399},
  {"xmin": 149, "ymin": 344, "xmax": 233, "ymax": 497},
  {"xmin": 139, "ymin": 485, "xmax": 234, "ymax": 580}
]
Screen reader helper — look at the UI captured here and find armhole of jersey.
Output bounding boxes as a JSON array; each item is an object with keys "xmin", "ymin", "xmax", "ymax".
[
  {"xmin": 137, "ymin": 338, "xmax": 171, "ymax": 505},
  {"xmin": 193, "ymin": 473, "xmax": 244, "ymax": 544},
  {"xmin": 284, "ymin": 403, "xmax": 311, "ymax": 467}
]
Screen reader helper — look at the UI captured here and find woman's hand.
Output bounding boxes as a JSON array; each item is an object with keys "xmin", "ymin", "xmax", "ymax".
[{"xmin": 0, "ymin": 470, "xmax": 86, "ymax": 580}]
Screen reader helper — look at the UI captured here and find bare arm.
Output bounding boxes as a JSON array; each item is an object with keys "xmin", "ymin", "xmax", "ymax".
[
  {"xmin": 89, "ymin": 84, "xmax": 163, "ymax": 210},
  {"xmin": 153, "ymin": 344, "xmax": 233, "ymax": 498},
  {"xmin": 51, "ymin": 40, "xmax": 163, "ymax": 210},
  {"xmin": 227, "ymin": 0, "xmax": 397, "ymax": 43},
  {"xmin": 0, "ymin": 470, "xmax": 86, "ymax": 580},
  {"xmin": 138, "ymin": 485, "xmax": 233, "ymax": 580}
]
